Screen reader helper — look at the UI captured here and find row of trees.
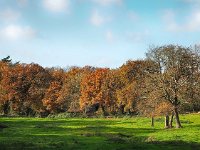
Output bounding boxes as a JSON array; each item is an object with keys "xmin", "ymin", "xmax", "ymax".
[{"xmin": 0, "ymin": 45, "xmax": 200, "ymax": 128}]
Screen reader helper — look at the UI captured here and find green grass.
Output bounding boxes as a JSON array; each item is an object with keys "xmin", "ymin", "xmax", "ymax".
[{"xmin": 0, "ymin": 114, "xmax": 200, "ymax": 150}]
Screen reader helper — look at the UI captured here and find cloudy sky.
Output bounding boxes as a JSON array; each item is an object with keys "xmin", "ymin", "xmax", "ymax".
[{"xmin": 0, "ymin": 0, "xmax": 200, "ymax": 68}]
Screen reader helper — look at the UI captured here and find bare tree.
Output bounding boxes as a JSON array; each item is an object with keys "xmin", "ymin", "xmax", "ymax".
[{"xmin": 146, "ymin": 45, "xmax": 200, "ymax": 128}]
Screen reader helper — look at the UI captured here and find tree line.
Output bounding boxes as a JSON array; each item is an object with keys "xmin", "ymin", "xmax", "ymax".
[{"xmin": 0, "ymin": 45, "xmax": 200, "ymax": 128}]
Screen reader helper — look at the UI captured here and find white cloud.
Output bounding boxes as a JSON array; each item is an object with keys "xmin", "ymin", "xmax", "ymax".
[
  {"xmin": 126, "ymin": 30, "xmax": 150, "ymax": 43},
  {"xmin": 43, "ymin": 0, "xmax": 70, "ymax": 13},
  {"xmin": 0, "ymin": 25, "xmax": 36, "ymax": 40},
  {"xmin": 183, "ymin": 0, "xmax": 200, "ymax": 4},
  {"xmin": 128, "ymin": 11, "xmax": 139, "ymax": 21},
  {"xmin": 0, "ymin": 9, "xmax": 21, "ymax": 22},
  {"xmin": 162, "ymin": 10, "xmax": 180, "ymax": 32},
  {"xmin": 93, "ymin": 0, "xmax": 123, "ymax": 6},
  {"xmin": 187, "ymin": 10, "xmax": 200, "ymax": 31},
  {"xmin": 163, "ymin": 10, "xmax": 200, "ymax": 32},
  {"xmin": 106, "ymin": 30, "xmax": 114, "ymax": 43},
  {"xmin": 90, "ymin": 10, "xmax": 105, "ymax": 26},
  {"xmin": 17, "ymin": 0, "xmax": 28, "ymax": 7}
]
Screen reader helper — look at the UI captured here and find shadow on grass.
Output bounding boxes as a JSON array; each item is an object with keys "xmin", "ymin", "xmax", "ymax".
[{"xmin": 0, "ymin": 118, "xmax": 199, "ymax": 150}]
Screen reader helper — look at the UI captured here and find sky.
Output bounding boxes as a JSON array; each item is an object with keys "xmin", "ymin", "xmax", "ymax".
[{"xmin": 0, "ymin": 0, "xmax": 200, "ymax": 68}]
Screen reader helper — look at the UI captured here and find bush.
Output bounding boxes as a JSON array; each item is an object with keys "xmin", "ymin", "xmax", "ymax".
[{"xmin": 47, "ymin": 112, "xmax": 85, "ymax": 118}]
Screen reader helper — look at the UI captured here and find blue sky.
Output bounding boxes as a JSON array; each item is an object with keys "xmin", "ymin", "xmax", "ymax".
[{"xmin": 0, "ymin": 0, "xmax": 200, "ymax": 68}]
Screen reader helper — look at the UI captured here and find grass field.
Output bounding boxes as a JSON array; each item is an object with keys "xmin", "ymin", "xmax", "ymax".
[{"xmin": 0, "ymin": 114, "xmax": 200, "ymax": 150}]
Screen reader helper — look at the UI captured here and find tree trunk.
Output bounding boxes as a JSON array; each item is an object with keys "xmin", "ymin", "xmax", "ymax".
[
  {"xmin": 165, "ymin": 115, "xmax": 169, "ymax": 128},
  {"xmin": 151, "ymin": 117, "xmax": 154, "ymax": 127},
  {"xmin": 169, "ymin": 112, "xmax": 174, "ymax": 128},
  {"xmin": 101, "ymin": 105, "xmax": 108, "ymax": 116},
  {"xmin": 119, "ymin": 104, "xmax": 125, "ymax": 114},
  {"xmin": 174, "ymin": 107, "xmax": 182, "ymax": 128}
]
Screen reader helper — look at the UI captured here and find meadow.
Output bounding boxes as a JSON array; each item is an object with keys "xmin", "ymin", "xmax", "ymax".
[{"xmin": 0, "ymin": 114, "xmax": 200, "ymax": 150}]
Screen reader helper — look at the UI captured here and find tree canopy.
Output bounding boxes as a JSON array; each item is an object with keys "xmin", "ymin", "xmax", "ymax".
[{"xmin": 0, "ymin": 45, "xmax": 200, "ymax": 128}]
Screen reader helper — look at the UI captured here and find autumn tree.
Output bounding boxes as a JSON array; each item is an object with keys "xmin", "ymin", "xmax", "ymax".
[
  {"xmin": 57, "ymin": 67, "xmax": 92, "ymax": 113},
  {"xmin": 42, "ymin": 68, "xmax": 64, "ymax": 114},
  {"xmin": 146, "ymin": 45, "xmax": 200, "ymax": 128},
  {"xmin": 26, "ymin": 64, "xmax": 51, "ymax": 116},
  {"xmin": 179, "ymin": 45, "xmax": 200, "ymax": 112},
  {"xmin": 116, "ymin": 60, "xmax": 157, "ymax": 115},
  {"xmin": 0, "ymin": 61, "xmax": 11, "ymax": 114},
  {"xmin": 101, "ymin": 69, "xmax": 124, "ymax": 114},
  {"xmin": 80, "ymin": 68, "xmax": 109, "ymax": 115}
]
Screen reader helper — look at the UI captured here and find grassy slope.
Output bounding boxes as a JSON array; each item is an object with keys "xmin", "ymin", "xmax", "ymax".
[{"xmin": 0, "ymin": 114, "xmax": 199, "ymax": 150}]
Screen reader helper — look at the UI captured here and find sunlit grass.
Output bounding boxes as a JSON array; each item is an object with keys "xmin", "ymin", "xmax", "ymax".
[{"xmin": 0, "ymin": 114, "xmax": 199, "ymax": 150}]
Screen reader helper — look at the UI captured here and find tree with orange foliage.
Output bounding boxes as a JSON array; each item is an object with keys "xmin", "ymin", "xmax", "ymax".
[
  {"xmin": 101, "ymin": 69, "xmax": 124, "ymax": 114},
  {"xmin": 25, "ymin": 64, "xmax": 51, "ymax": 116},
  {"xmin": 80, "ymin": 68, "xmax": 109, "ymax": 115},
  {"xmin": 116, "ymin": 60, "xmax": 156, "ymax": 115},
  {"xmin": 42, "ymin": 68, "xmax": 64, "ymax": 114},
  {"xmin": 57, "ymin": 66, "xmax": 93, "ymax": 113},
  {"xmin": 0, "ymin": 60, "xmax": 11, "ymax": 115}
]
